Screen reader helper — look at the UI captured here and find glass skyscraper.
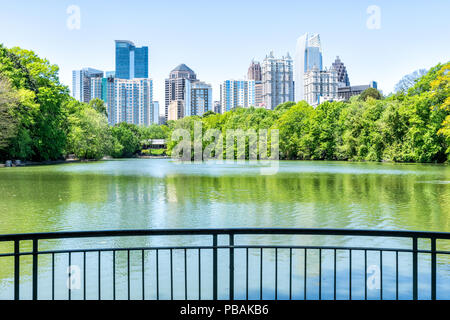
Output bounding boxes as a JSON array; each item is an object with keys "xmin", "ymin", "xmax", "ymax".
[
  {"xmin": 294, "ymin": 33, "xmax": 323, "ymax": 102},
  {"xmin": 115, "ymin": 40, "xmax": 148, "ymax": 79}
]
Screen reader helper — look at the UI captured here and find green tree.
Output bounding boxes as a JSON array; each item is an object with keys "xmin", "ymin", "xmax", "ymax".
[{"xmin": 360, "ymin": 87, "xmax": 382, "ymax": 101}]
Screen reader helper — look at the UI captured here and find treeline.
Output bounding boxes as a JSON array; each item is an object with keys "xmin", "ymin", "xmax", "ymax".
[
  {"xmin": 0, "ymin": 45, "xmax": 167, "ymax": 161},
  {"xmin": 1, "ymin": 45, "xmax": 449, "ymax": 163},
  {"xmin": 166, "ymin": 63, "xmax": 450, "ymax": 163}
]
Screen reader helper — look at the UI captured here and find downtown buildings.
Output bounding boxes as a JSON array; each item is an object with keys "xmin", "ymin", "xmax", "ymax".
[
  {"xmin": 72, "ymin": 40, "xmax": 155, "ymax": 126},
  {"xmin": 165, "ymin": 64, "xmax": 212, "ymax": 121},
  {"xmin": 72, "ymin": 68, "xmax": 104, "ymax": 103},
  {"xmin": 220, "ymin": 53, "xmax": 294, "ymax": 112},
  {"xmin": 261, "ymin": 51, "xmax": 294, "ymax": 110}
]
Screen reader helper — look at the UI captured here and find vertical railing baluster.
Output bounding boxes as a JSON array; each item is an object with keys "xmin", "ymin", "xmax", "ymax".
[
  {"xmin": 275, "ymin": 248, "xmax": 278, "ymax": 300},
  {"xmin": 142, "ymin": 249, "xmax": 145, "ymax": 300},
  {"xmin": 52, "ymin": 253, "xmax": 55, "ymax": 300},
  {"xmin": 112, "ymin": 251, "xmax": 115, "ymax": 301},
  {"xmin": 334, "ymin": 249, "xmax": 337, "ymax": 301},
  {"xmin": 68, "ymin": 252, "xmax": 72, "ymax": 300},
  {"xmin": 396, "ymin": 251, "xmax": 399, "ymax": 300},
  {"xmin": 213, "ymin": 235, "xmax": 218, "ymax": 300},
  {"xmin": 412, "ymin": 237, "xmax": 418, "ymax": 300},
  {"xmin": 431, "ymin": 238, "xmax": 436, "ymax": 301},
  {"xmin": 246, "ymin": 247, "xmax": 249, "ymax": 300},
  {"xmin": 380, "ymin": 250, "xmax": 383, "ymax": 300},
  {"xmin": 84, "ymin": 252, "xmax": 87, "ymax": 300},
  {"xmin": 364, "ymin": 249, "xmax": 367, "ymax": 300},
  {"xmin": 98, "ymin": 251, "xmax": 101, "ymax": 300},
  {"xmin": 14, "ymin": 240, "xmax": 20, "ymax": 300},
  {"xmin": 156, "ymin": 249, "xmax": 159, "ymax": 300},
  {"xmin": 127, "ymin": 250, "xmax": 131, "ymax": 300},
  {"xmin": 260, "ymin": 248, "xmax": 263, "ymax": 300},
  {"xmin": 319, "ymin": 249, "xmax": 322, "ymax": 300},
  {"xmin": 349, "ymin": 249, "xmax": 352, "ymax": 300},
  {"xmin": 304, "ymin": 249, "xmax": 307, "ymax": 300},
  {"xmin": 32, "ymin": 239, "xmax": 38, "ymax": 300},
  {"xmin": 229, "ymin": 234, "xmax": 234, "ymax": 300},
  {"xmin": 289, "ymin": 248, "xmax": 292, "ymax": 300},
  {"xmin": 170, "ymin": 249, "xmax": 173, "ymax": 300},
  {"xmin": 198, "ymin": 248, "xmax": 201, "ymax": 300},
  {"xmin": 184, "ymin": 248, "xmax": 187, "ymax": 300}
]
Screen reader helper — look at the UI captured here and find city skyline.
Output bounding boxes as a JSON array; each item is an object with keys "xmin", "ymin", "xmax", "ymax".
[{"xmin": 1, "ymin": 0, "xmax": 449, "ymax": 111}]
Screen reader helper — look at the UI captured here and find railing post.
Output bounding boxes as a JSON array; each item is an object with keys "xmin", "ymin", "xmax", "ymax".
[
  {"xmin": 431, "ymin": 238, "xmax": 436, "ymax": 300},
  {"xmin": 32, "ymin": 239, "xmax": 38, "ymax": 300},
  {"xmin": 14, "ymin": 240, "xmax": 20, "ymax": 300},
  {"xmin": 213, "ymin": 234, "xmax": 218, "ymax": 300},
  {"xmin": 412, "ymin": 237, "xmax": 418, "ymax": 300},
  {"xmin": 229, "ymin": 234, "xmax": 234, "ymax": 300}
]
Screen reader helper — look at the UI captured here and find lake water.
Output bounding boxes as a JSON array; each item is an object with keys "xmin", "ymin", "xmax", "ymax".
[{"xmin": 0, "ymin": 159, "xmax": 449, "ymax": 299}]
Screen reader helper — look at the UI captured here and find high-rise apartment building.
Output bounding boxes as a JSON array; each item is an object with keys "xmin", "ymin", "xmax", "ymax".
[
  {"xmin": 220, "ymin": 80, "xmax": 256, "ymax": 113},
  {"xmin": 304, "ymin": 66, "xmax": 338, "ymax": 107},
  {"xmin": 115, "ymin": 40, "xmax": 148, "ymax": 79},
  {"xmin": 72, "ymin": 68, "xmax": 104, "ymax": 103},
  {"xmin": 248, "ymin": 60, "xmax": 262, "ymax": 81},
  {"xmin": 185, "ymin": 81, "xmax": 212, "ymax": 117},
  {"xmin": 294, "ymin": 33, "xmax": 323, "ymax": 102},
  {"xmin": 108, "ymin": 78, "xmax": 153, "ymax": 126},
  {"xmin": 332, "ymin": 56, "xmax": 350, "ymax": 87},
  {"xmin": 164, "ymin": 64, "xmax": 197, "ymax": 121},
  {"xmin": 261, "ymin": 51, "xmax": 294, "ymax": 110}
]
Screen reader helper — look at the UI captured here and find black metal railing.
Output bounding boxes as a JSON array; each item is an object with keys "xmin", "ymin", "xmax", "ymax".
[{"xmin": 0, "ymin": 228, "xmax": 449, "ymax": 300}]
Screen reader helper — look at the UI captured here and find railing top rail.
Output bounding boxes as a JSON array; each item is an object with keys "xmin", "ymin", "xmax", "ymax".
[{"xmin": 0, "ymin": 228, "xmax": 449, "ymax": 242}]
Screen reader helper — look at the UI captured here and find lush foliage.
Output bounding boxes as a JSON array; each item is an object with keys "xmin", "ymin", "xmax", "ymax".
[
  {"xmin": 0, "ymin": 45, "xmax": 169, "ymax": 161},
  {"xmin": 166, "ymin": 63, "xmax": 450, "ymax": 163}
]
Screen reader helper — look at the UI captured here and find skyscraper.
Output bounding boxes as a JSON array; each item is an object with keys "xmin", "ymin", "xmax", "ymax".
[
  {"xmin": 72, "ymin": 68, "xmax": 104, "ymax": 103},
  {"xmin": 247, "ymin": 61, "xmax": 263, "ymax": 107},
  {"xmin": 164, "ymin": 64, "xmax": 197, "ymax": 121},
  {"xmin": 304, "ymin": 66, "xmax": 338, "ymax": 107},
  {"xmin": 108, "ymin": 78, "xmax": 153, "ymax": 126},
  {"xmin": 294, "ymin": 33, "xmax": 323, "ymax": 102},
  {"xmin": 185, "ymin": 81, "xmax": 212, "ymax": 117},
  {"xmin": 261, "ymin": 51, "xmax": 294, "ymax": 110},
  {"xmin": 220, "ymin": 80, "xmax": 256, "ymax": 113},
  {"xmin": 115, "ymin": 40, "xmax": 148, "ymax": 79},
  {"xmin": 332, "ymin": 56, "xmax": 350, "ymax": 87},
  {"xmin": 247, "ymin": 60, "xmax": 262, "ymax": 81}
]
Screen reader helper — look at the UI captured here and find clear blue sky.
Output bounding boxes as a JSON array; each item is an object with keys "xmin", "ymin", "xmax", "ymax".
[{"xmin": 1, "ymin": 0, "xmax": 449, "ymax": 107}]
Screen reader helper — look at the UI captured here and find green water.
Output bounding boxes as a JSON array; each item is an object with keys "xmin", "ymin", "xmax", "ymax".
[
  {"xmin": 0, "ymin": 159, "xmax": 449, "ymax": 233},
  {"xmin": 0, "ymin": 159, "xmax": 449, "ymax": 300}
]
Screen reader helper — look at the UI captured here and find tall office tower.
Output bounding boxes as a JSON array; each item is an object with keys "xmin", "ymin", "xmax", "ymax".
[
  {"xmin": 304, "ymin": 66, "xmax": 338, "ymax": 107},
  {"xmin": 261, "ymin": 51, "xmax": 294, "ymax": 110},
  {"xmin": 115, "ymin": 40, "xmax": 148, "ymax": 79},
  {"xmin": 72, "ymin": 68, "xmax": 104, "ymax": 103},
  {"xmin": 220, "ymin": 80, "xmax": 256, "ymax": 113},
  {"xmin": 164, "ymin": 64, "xmax": 197, "ymax": 120},
  {"xmin": 294, "ymin": 33, "xmax": 323, "ymax": 102},
  {"xmin": 332, "ymin": 56, "xmax": 350, "ymax": 87},
  {"xmin": 185, "ymin": 81, "xmax": 212, "ymax": 116},
  {"xmin": 152, "ymin": 101, "xmax": 160, "ymax": 124},
  {"xmin": 107, "ymin": 78, "xmax": 153, "ymax": 126},
  {"xmin": 248, "ymin": 60, "xmax": 262, "ymax": 81},
  {"xmin": 247, "ymin": 60, "xmax": 264, "ymax": 107}
]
